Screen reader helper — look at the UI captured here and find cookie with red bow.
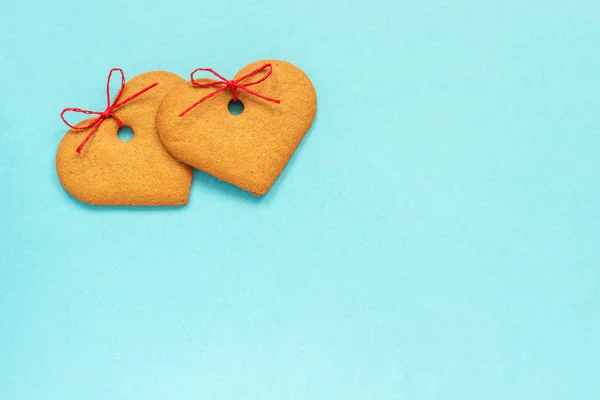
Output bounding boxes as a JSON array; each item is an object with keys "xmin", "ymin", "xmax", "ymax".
[
  {"xmin": 156, "ymin": 60, "xmax": 317, "ymax": 196},
  {"xmin": 56, "ymin": 69, "xmax": 193, "ymax": 206}
]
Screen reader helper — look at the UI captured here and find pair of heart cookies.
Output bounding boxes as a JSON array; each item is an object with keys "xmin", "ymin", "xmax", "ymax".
[{"xmin": 56, "ymin": 60, "xmax": 317, "ymax": 206}]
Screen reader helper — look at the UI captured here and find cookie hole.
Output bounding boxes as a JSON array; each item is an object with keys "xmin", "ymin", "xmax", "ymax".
[
  {"xmin": 117, "ymin": 126, "xmax": 134, "ymax": 142},
  {"xmin": 228, "ymin": 100, "xmax": 244, "ymax": 116}
]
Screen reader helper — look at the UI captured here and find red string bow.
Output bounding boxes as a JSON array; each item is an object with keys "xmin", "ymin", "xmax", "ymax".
[
  {"xmin": 179, "ymin": 63, "xmax": 280, "ymax": 117},
  {"xmin": 60, "ymin": 68, "xmax": 158, "ymax": 153}
]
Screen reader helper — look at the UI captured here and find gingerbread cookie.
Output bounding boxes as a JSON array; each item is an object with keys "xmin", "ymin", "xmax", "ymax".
[
  {"xmin": 56, "ymin": 69, "xmax": 194, "ymax": 206},
  {"xmin": 156, "ymin": 60, "xmax": 317, "ymax": 196}
]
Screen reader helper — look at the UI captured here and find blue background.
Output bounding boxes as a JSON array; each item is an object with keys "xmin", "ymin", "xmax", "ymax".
[{"xmin": 1, "ymin": 1, "xmax": 600, "ymax": 398}]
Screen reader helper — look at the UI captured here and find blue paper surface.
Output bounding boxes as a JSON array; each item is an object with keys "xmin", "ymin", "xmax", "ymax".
[{"xmin": 1, "ymin": 1, "xmax": 600, "ymax": 398}]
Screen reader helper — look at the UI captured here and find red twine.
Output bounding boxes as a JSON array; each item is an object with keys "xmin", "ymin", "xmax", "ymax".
[
  {"xmin": 60, "ymin": 68, "xmax": 158, "ymax": 153},
  {"xmin": 179, "ymin": 63, "xmax": 280, "ymax": 117}
]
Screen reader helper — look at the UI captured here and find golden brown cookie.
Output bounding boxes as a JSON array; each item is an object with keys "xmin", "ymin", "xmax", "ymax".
[
  {"xmin": 56, "ymin": 70, "xmax": 194, "ymax": 206},
  {"xmin": 156, "ymin": 60, "xmax": 317, "ymax": 196}
]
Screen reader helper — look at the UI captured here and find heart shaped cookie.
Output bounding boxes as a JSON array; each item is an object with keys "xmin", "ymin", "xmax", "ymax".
[
  {"xmin": 56, "ymin": 70, "xmax": 194, "ymax": 206},
  {"xmin": 156, "ymin": 60, "xmax": 317, "ymax": 196}
]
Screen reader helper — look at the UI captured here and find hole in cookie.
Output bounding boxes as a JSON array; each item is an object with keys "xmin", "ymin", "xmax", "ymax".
[
  {"xmin": 117, "ymin": 126, "xmax": 134, "ymax": 142},
  {"xmin": 228, "ymin": 100, "xmax": 244, "ymax": 116}
]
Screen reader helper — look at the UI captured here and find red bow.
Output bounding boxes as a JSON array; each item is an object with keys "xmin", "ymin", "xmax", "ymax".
[
  {"xmin": 60, "ymin": 68, "xmax": 158, "ymax": 153},
  {"xmin": 179, "ymin": 63, "xmax": 280, "ymax": 117}
]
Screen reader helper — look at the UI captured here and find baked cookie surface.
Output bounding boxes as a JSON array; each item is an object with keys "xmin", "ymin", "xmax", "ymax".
[
  {"xmin": 156, "ymin": 60, "xmax": 317, "ymax": 196},
  {"xmin": 56, "ymin": 70, "xmax": 194, "ymax": 206}
]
